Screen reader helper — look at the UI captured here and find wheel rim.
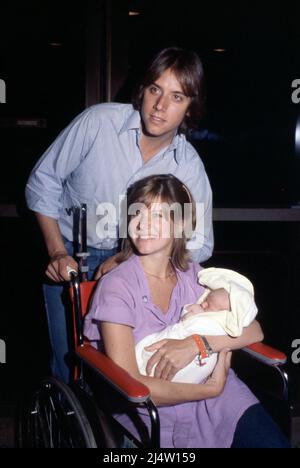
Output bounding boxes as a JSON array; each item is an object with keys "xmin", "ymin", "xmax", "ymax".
[{"xmin": 28, "ymin": 378, "xmax": 97, "ymax": 448}]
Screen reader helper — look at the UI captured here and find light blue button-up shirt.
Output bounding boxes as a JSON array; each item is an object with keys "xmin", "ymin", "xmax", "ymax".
[{"xmin": 25, "ymin": 103, "xmax": 213, "ymax": 262}]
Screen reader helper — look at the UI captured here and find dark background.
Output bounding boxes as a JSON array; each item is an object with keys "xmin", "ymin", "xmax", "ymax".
[
  {"xmin": 1, "ymin": 0, "xmax": 300, "ymax": 206},
  {"xmin": 0, "ymin": 0, "xmax": 299, "ymax": 446}
]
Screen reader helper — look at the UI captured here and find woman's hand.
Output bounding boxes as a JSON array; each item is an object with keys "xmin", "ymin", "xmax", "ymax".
[
  {"xmin": 46, "ymin": 252, "xmax": 78, "ymax": 282},
  {"xmin": 94, "ymin": 253, "xmax": 120, "ymax": 280},
  {"xmin": 145, "ymin": 336, "xmax": 198, "ymax": 381},
  {"xmin": 204, "ymin": 349, "xmax": 232, "ymax": 397}
]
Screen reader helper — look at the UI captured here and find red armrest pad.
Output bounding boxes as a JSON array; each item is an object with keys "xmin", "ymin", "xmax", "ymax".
[
  {"xmin": 76, "ymin": 344, "xmax": 150, "ymax": 403},
  {"xmin": 243, "ymin": 342, "xmax": 287, "ymax": 365}
]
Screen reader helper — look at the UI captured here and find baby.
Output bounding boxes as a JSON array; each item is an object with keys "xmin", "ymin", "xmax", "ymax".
[{"xmin": 136, "ymin": 267, "xmax": 258, "ymax": 384}]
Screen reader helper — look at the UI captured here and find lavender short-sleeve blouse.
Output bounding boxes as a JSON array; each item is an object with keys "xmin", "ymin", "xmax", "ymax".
[{"xmin": 84, "ymin": 255, "xmax": 257, "ymax": 448}]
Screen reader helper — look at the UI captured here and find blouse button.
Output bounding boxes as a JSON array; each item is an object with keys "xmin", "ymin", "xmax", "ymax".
[{"xmin": 142, "ymin": 296, "xmax": 148, "ymax": 303}]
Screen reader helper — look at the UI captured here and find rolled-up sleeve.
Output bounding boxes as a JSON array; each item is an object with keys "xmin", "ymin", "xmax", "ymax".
[
  {"xmin": 83, "ymin": 274, "xmax": 136, "ymax": 342},
  {"xmin": 25, "ymin": 109, "xmax": 99, "ymax": 219},
  {"xmin": 185, "ymin": 157, "xmax": 214, "ymax": 263}
]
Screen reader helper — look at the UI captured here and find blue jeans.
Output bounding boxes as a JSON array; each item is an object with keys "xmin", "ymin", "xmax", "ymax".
[
  {"xmin": 43, "ymin": 240, "xmax": 117, "ymax": 383},
  {"xmin": 231, "ymin": 403, "xmax": 291, "ymax": 448}
]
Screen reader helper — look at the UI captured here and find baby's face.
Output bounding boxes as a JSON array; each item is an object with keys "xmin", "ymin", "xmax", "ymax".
[
  {"xmin": 184, "ymin": 288, "xmax": 230, "ymax": 319},
  {"xmin": 202, "ymin": 288, "xmax": 230, "ymax": 312}
]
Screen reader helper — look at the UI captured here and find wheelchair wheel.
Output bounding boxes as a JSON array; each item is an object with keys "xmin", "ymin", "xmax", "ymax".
[
  {"xmin": 27, "ymin": 377, "xmax": 97, "ymax": 448},
  {"xmin": 71, "ymin": 382, "xmax": 119, "ymax": 448}
]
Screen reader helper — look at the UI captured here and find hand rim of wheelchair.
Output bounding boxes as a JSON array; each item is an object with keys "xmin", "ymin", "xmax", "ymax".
[{"xmin": 26, "ymin": 377, "xmax": 97, "ymax": 448}]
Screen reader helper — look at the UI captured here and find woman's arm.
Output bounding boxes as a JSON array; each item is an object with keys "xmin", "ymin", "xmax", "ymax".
[
  {"xmin": 205, "ymin": 320, "xmax": 264, "ymax": 353},
  {"xmin": 100, "ymin": 321, "xmax": 231, "ymax": 406},
  {"xmin": 145, "ymin": 320, "xmax": 264, "ymax": 380}
]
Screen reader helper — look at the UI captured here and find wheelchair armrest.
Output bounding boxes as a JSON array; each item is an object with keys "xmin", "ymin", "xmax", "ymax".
[
  {"xmin": 242, "ymin": 342, "xmax": 287, "ymax": 366},
  {"xmin": 75, "ymin": 343, "xmax": 151, "ymax": 404}
]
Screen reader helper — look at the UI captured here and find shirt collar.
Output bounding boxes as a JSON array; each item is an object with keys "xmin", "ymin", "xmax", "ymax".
[
  {"xmin": 119, "ymin": 108, "xmax": 184, "ymax": 163},
  {"xmin": 168, "ymin": 134, "xmax": 182, "ymax": 164},
  {"xmin": 169, "ymin": 133, "xmax": 180, "ymax": 151},
  {"xmin": 119, "ymin": 108, "xmax": 141, "ymax": 135}
]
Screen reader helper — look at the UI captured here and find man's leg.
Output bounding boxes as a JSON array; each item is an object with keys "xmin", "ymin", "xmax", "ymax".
[
  {"xmin": 85, "ymin": 246, "xmax": 118, "ymax": 280},
  {"xmin": 43, "ymin": 282, "xmax": 70, "ymax": 382}
]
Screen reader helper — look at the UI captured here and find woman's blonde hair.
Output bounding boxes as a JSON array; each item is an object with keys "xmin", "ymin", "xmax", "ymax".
[{"xmin": 117, "ymin": 174, "xmax": 196, "ymax": 271}]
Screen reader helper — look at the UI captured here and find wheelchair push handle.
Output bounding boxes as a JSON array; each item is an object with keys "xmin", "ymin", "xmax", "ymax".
[
  {"xmin": 69, "ymin": 271, "xmax": 85, "ymax": 347},
  {"xmin": 67, "ymin": 267, "xmax": 78, "ymax": 279},
  {"xmin": 73, "ymin": 203, "xmax": 90, "ymax": 282}
]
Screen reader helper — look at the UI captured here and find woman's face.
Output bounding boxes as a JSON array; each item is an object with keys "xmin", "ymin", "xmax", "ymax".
[{"xmin": 128, "ymin": 198, "xmax": 175, "ymax": 257}]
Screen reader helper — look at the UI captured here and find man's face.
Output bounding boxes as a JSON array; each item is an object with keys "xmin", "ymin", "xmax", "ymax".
[{"xmin": 141, "ymin": 68, "xmax": 191, "ymax": 140}]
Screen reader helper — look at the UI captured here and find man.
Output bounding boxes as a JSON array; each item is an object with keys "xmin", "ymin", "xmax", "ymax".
[{"xmin": 25, "ymin": 47, "xmax": 214, "ymax": 382}]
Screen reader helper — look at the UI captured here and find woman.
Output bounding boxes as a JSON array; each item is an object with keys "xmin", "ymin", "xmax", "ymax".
[{"xmin": 84, "ymin": 174, "xmax": 289, "ymax": 448}]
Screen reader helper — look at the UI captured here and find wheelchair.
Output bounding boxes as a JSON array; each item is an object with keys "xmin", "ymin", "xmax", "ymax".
[
  {"xmin": 24, "ymin": 205, "xmax": 292, "ymax": 448},
  {"xmin": 25, "ymin": 272, "xmax": 159, "ymax": 448},
  {"xmin": 24, "ymin": 270, "xmax": 292, "ymax": 448}
]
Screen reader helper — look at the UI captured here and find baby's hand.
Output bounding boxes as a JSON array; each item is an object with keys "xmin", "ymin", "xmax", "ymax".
[{"xmin": 182, "ymin": 304, "xmax": 205, "ymax": 320}]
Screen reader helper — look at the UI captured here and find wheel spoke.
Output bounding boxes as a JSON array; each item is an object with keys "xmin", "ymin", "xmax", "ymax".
[{"xmin": 27, "ymin": 378, "xmax": 97, "ymax": 448}]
